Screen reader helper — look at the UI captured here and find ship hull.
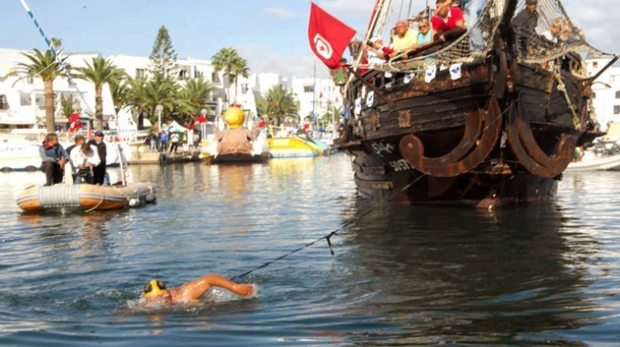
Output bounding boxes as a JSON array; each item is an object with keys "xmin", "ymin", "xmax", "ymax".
[
  {"xmin": 339, "ymin": 59, "xmax": 598, "ymax": 208},
  {"xmin": 351, "ymin": 143, "xmax": 558, "ymax": 209}
]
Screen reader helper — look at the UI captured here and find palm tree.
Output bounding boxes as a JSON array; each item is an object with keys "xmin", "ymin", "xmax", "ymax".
[
  {"xmin": 13, "ymin": 49, "xmax": 69, "ymax": 132},
  {"xmin": 211, "ymin": 48, "xmax": 249, "ymax": 102},
  {"xmin": 178, "ymin": 78, "xmax": 215, "ymax": 121},
  {"xmin": 320, "ymin": 105, "xmax": 342, "ymax": 128},
  {"xmin": 109, "ymin": 78, "xmax": 131, "ymax": 114},
  {"xmin": 127, "ymin": 77, "xmax": 179, "ymax": 126},
  {"xmin": 256, "ymin": 84, "xmax": 299, "ymax": 125},
  {"xmin": 74, "ymin": 57, "xmax": 124, "ymax": 130}
]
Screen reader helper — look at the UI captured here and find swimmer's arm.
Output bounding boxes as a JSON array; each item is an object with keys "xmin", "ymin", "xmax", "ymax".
[{"xmin": 182, "ymin": 274, "xmax": 254, "ymax": 301}]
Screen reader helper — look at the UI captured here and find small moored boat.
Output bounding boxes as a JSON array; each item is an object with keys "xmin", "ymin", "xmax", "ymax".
[{"xmin": 16, "ymin": 182, "xmax": 156, "ymax": 213}]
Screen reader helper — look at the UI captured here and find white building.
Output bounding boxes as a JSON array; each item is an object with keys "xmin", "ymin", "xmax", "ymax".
[
  {"xmin": 586, "ymin": 58, "xmax": 620, "ymax": 131},
  {"xmin": 0, "ymin": 48, "xmax": 113, "ymax": 128},
  {"xmin": 290, "ymin": 77, "xmax": 341, "ymax": 122},
  {"xmin": 0, "ymin": 47, "xmax": 344, "ymax": 129}
]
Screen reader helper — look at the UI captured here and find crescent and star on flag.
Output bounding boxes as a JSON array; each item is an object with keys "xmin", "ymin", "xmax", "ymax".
[{"xmin": 308, "ymin": 2, "xmax": 357, "ymax": 69}]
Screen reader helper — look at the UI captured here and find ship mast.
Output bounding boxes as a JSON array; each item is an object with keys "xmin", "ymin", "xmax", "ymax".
[{"xmin": 355, "ymin": 0, "xmax": 390, "ymax": 64}]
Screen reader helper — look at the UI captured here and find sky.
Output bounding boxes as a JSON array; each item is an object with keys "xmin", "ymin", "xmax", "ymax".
[{"xmin": 0, "ymin": 0, "xmax": 617, "ymax": 80}]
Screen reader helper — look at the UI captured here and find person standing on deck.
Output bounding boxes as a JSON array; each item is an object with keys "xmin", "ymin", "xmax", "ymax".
[
  {"xmin": 512, "ymin": 0, "xmax": 539, "ymax": 56},
  {"xmin": 390, "ymin": 21, "xmax": 418, "ymax": 57},
  {"xmin": 88, "ymin": 131, "xmax": 107, "ymax": 185}
]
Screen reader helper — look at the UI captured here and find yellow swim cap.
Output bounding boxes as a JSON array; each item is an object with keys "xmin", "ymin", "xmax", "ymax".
[{"xmin": 143, "ymin": 279, "xmax": 168, "ymax": 299}]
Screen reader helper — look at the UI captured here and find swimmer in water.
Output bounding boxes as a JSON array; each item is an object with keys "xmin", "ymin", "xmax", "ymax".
[{"xmin": 143, "ymin": 274, "xmax": 255, "ymax": 304}]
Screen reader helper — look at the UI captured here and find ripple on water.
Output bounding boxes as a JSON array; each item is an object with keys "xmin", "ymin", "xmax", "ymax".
[{"xmin": 1, "ymin": 158, "xmax": 620, "ymax": 345}]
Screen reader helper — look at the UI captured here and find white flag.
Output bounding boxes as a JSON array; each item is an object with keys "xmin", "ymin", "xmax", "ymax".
[
  {"xmin": 404, "ymin": 73, "xmax": 414, "ymax": 84},
  {"xmin": 366, "ymin": 91, "xmax": 375, "ymax": 107},
  {"xmin": 450, "ymin": 63, "xmax": 462, "ymax": 80},
  {"xmin": 425, "ymin": 65, "xmax": 437, "ymax": 83},
  {"xmin": 354, "ymin": 98, "xmax": 362, "ymax": 115}
]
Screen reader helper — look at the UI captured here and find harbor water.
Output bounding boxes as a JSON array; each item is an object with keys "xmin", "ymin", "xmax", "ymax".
[{"xmin": 1, "ymin": 153, "xmax": 619, "ymax": 346}]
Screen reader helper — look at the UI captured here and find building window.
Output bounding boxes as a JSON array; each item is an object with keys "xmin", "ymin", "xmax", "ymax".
[
  {"xmin": 0, "ymin": 95, "xmax": 8, "ymax": 110},
  {"xmin": 592, "ymin": 92, "xmax": 596, "ymax": 99},
  {"xmin": 179, "ymin": 70, "xmax": 189, "ymax": 80},
  {"xmin": 35, "ymin": 93, "xmax": 45, "ymax": 110},
  {"xmin": 194, "ymin": 69, "xmax": 203, "ymax": 79},
  {"xmin": 241, "ymin": 83, "xmax": 249, "ymax": 94},
  {"xmin": 20, "ymin": 92, "xmax": 31, "ymax": 106},
  {"xmin": 593, "ymin": 62, "xmax": 598, "ymax": 69},
  {"xmin": 616, "ymin": 91, "xmax": 620, "ymax": 99},
  {"xmin": 615, "ymin": 106, "xmax": 620, "ymax": 115},
  {"xmin": 136, "ymin": 68, "xmax": 146, "ymax": 79},
  {"xmin": 212, "ymin": 72, "xmax": 220, "ymax": 83},
  {"xmin": 303, "ymin": 85, "xmax": 314, "ymax": 93}
]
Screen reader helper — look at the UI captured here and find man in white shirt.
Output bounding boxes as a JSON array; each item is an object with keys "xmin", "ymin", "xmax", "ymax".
[{"xmin": 70, "ymin": 143, "xmax": 101, "ymax": 184}]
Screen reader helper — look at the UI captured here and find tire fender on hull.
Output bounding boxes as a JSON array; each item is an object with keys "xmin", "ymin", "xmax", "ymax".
[
  {"xmin": 399, "ymin": 97, "xmax": 502, "ymax": 177},
  {"xmin": 505, "ymin": 99, "xmax": 576, "ymax": 178}
]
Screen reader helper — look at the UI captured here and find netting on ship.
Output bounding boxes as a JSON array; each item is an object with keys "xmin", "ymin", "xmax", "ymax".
[{"xmin": 359, "ymin": 0, "xmax": 615, "ymax": 73}]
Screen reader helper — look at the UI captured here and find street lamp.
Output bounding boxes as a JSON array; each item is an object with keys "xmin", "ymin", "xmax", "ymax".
[{"xmin": 155, "ymin": 104, "xmax": 163, "ymax": 131}]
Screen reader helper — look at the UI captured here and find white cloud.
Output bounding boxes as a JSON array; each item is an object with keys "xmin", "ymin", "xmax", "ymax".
[
  {"xmin": 264, "ymin": 7, "xmax": 298, "ymax": 18},
  {"xmin": 317, "ymin": 0, "xmax": 374, "ymax": 15},
  {"xmin": 236, "ymin": 43, "xmax": 331, "ymax": 80},
  {"xmin": 563, "ymin": 0, "xmax": 620, "ymax": 53}
]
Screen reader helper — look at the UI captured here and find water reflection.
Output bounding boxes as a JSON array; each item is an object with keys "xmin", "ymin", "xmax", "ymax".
[{"xmin": 339, "ymin": 204, "xmax": 598, "ymax": 345}]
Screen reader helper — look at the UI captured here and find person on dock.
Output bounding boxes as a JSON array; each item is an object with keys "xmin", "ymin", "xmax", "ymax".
[
  {"xmin": 39, "ymin": 133, "xmax": 69, "ymax": 186},
  {"xmin": 159, "ymin": 131, "xmax": 169, "ymax": 152},
  {"xmin": 143, "ymin": 274, "xmax": 255, "ymax": 304},
  {"xmin": 169, "ymin": 132, "xmax": 180, "ymax": 154},
  {"xmin": 88, "ymin": 131, "xmax": 107, "ymax": 185}
]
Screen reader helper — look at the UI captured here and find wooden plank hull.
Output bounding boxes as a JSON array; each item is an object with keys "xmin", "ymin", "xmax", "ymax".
[{"xmin": 340, "ymin": 59, "xmax": 598, "ymax": 208}]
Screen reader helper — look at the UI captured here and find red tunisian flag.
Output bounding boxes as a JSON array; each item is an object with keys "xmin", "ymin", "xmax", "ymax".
[
  {"xmin": 69, "ymin": 111, "xmax": 82, "ymax": 132},
  {"xmin": 308, "ymin": 3, "xmax": 356, "ymax": 69},
  {"xmin": 187, "ymin": 114, "xmax": 207, "ymax": 130}
]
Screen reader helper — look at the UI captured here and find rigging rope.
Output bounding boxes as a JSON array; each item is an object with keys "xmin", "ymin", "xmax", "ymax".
[
  {"xmin": 231, "ymin": 208, "xmax": 374, "ymax": 281},
  {"xmin": 18, "ymin": 0, "xmax": 93, "ymax": 116}
]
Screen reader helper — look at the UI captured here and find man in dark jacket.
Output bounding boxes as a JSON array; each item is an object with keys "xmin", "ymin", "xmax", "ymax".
[
  {"xmin": 512, "ymin": 0, "xmax": 539, "ymax": 56},
  {"xmin": 39, "ymin": 133, "xmax": 69, "ymax": 186},
  {"xmin": 88, "ymin": 130, "xmax": 107, "ymax": 185}
]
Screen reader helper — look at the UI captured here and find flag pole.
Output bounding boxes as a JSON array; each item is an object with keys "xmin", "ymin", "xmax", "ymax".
[{"xmin": 312, "ymin": 57, "xmax": 317, "ymax": 132}]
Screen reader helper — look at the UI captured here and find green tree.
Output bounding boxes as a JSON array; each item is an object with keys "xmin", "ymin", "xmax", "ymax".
[
  {"xmin": 211, "ymin": 48, "xmax": 249, "ymax": 102},
  {"xmin": 127, "ymin": 77, "xmax": 179, "ymax": 125},
  {"xmin": 256, "ymin": 84, "xmax": 299, "ymax": 125},
  {"xmin": 321, "ymin": 105, "xmax": 342, "ymax": 125},
  {"xmin": 13, "ymin": 48, "xmax": 69, "ymax": 132},
  {"xmin": 178, "ymin": 78, "xmax": 215, "ymax": 121},
  {"xmin": 60, "ymin": 94, "xmax": 75, "ymax": 119},
  {"xmin": 109, "ymin": 78, "xmax": 130, "ymax": 114},
  {"xmin": 149, "ymin": 26, "xmax": 178, "ymax": 80},
  {"xmin": 74, "ymin": 57, "xmax": 124, "ymax": 130}
]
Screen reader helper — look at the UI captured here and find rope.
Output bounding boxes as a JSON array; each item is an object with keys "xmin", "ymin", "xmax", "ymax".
[
  {"xmin": 231, "ymin": 96, "xmax": 520, "ymax": 282},
  {"xmin": 551, "ymin": 65, "xmax": 580, "ymax": 129},
  {"xmin": 84, "ymin": 189, "xmax": 105, "ymax": 213},
  {"xmin": 231, "ymin": 208, "xmax": 374, "ymax": 281},
  {"xmin": 17, "ymin": 0, "xmax": 93, "ymax": 115}
]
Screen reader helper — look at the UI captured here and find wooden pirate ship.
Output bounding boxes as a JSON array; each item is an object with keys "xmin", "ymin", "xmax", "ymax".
[{"xmin": 328, "ymin": 0, "xmax": 617, "ymax": 208}]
